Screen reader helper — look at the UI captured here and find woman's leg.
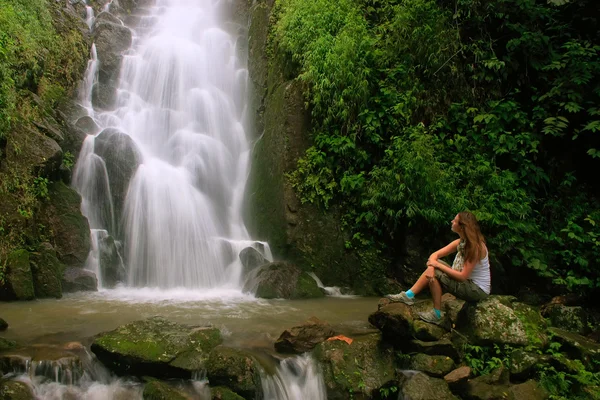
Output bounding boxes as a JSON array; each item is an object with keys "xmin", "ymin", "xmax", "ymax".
[
  {"xmin": 428, "ymin": 277, "xmax": 442, "ymax": 310},
  {"xmin": 409, "ymin": 266, "xmax": 436, "ymax": 295}
]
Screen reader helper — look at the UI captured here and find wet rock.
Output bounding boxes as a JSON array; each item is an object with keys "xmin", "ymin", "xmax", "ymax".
[
  {"xmin": 243, "ymin": 261, "xmax": 323, "ymax": 299},
  {"xmin": 442, "ymin": 293, "xmax": 466, "ymax": 325},
  {"xmin": 5, "ymin": 250, "xmax": 35, "ymax": 301},
  {"xmin": 456, "ymin": 296, "xmax": 547, "ymax": 347},
  {"xmin": 30, "ymin": 243, "xmax": 64, "ymax": 299},
  {"xmin": 462, "ymin": 366, "xmax": 511, "ymax": 400},
  {"xmin": 211, "ymin": 386, "xmax": 245, "ymax": 400},
  {"xmin": 0, "ymin": 380, "xmax": 34, "ymax": 400},
  {"xmin": 93, "ymin": 128, "xmax": 142, "ymax": 236},
  {"xmin": 99, "ymin": 235, "xmax": 126, "ymax": 288},
  {"xmin": 508, "ymin": 380, "xmax": 549, "ymax": 400},
  {"xmin": 0, "ymin": 318, "xmax": 7, "ymax": 331},
  {"xmin": 274, "ymin": 316, "xmax": 335, "ymax": 354},
  {"xmin": 75, "ymin": 116, "xmax": 100, "ymax": 135},
  {"xmin": 407, "ymin": 353, "xmax": 455, "ymax": 378},
  {"xmin": 549, "ymin": 327, "xmax": 600, "ymax": 370},
  {"xmin": 40, "ymin": 182, "xmax": 91, "ymax": 268},
  {"xmin": 143, "ymin": 379, "xmax": 188, "ymax": 400},
  {"xmin": 313, "ymin": 332, "xmax": 395, "ymax": 399},
  {"xmin": 413, "ymin": 319, "xmax": 448, "ymax": 342},
  {"xmin": 19, "ymin": 126, "xmax": 63, "ymax": 179},
  {"xmin": 92, "ymin": 317, "xmax": 222, "ymax": 378},
  {"xmin": 32, "ymin": 119, "xmax": 65, "ymax": 143},
  {"xmin": 397, "ymin": 371, "xmax": 459, "ymax": 400},
  {"xmin": 62, "ymin": 267, "xmax": 98, "ymax": 292},
  {"xmin": 205, "ymin": 346, "xmax": 262, "ymax": 399},
  {"xmin": 239, "ymin": 246, "xmax": 267, "ymax": 274}
]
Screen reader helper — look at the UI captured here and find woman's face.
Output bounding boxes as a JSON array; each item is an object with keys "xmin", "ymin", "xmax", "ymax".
[{"xmin": 451, "ymin": 214, "xmax": 461, "ymax": 233}]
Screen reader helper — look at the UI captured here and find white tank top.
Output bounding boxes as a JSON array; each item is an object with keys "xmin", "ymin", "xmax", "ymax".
[{"xmin": 470, "ymin": 251, "xmax": 491, "ymax": 294}]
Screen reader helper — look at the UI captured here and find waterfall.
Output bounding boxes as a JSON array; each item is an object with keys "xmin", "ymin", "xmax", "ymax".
[
  {"xmin": 261, "ymin": 354, "xmax": 327, "ymax": 400},
  {"xmin": 73, "ymin": 0, "xmax": 266, "ymax": 290}
]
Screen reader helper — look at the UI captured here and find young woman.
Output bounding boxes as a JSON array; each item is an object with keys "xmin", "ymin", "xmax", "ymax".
[{"xmin": 386, "ymin": 211, "xmax": 491, "ymax": 325}]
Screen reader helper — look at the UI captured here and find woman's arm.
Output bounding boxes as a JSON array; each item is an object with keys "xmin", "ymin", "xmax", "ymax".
[
  {"xmin": 429, "ymin": 258, "xmax": 476, "ymax": 282},
  {"xmin": 428, "ymin": 239, "xmax": 461, "ymax": 262}
]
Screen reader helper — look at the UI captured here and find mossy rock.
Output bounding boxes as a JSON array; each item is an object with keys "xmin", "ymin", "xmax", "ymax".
[
  {"xmin": 313, "ymin": 332, "xmax": 395, "ymax": 399},
  {"xmin": 211, "ymin": 386, "xmax": 246, "ymax": 400},
  {"xmin": 0, "ymin": 318, "xmax": 7, "ymax": 331},
  {"xmin": 0, "ymin": 380, "xmax": 34, "ymax": 400},
  {"xmin": 41, "ymin": 182, "xmax": 90, "ymax": 268},
  {"xmin": 30, "ymin": 243, "xmax": 64, "ymax": 299},
  {"xmin": 407, "ymin": 353, "xmax": 455, "ymax": 378},
  {"xmin": 91, "ymin": 317, "xmax": 222, "ymax": 378},
  {"xmin": 205, "ymin": 346, "xmax": 262, "ymax": 399},
  {"xmin": 0, "ymin": 337, "xmax": 17, "ymax": 352},
  {"xmin": 5, "ymin": 250, "xmax": 35, "ymax": 301},
  {"xmin": 246, "ymin": 262, "xmax": 323, "ymax": 299},
  {"xmin": 142, "ymin": 379, "xmax": 187, "ymax": 400}
]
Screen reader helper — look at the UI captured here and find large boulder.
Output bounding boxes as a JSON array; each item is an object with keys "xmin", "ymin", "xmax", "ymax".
[
  {"xmin": 40, "ymin": 182, "xmax": 91, "ymax": 268},
  {"xmin": 243, "ymin": 261, "xmax": 323, "ymax": 299},
  {"xmin": 98, "ymin": 234, "xmax": 126, "ymax": 288},
  {"xmin": 542, "ymin": 303, "xmax": 593, "ymax": 336},
  {"xmin": 142, "ymin": 379, "xmax": 188, "ymax": 400},
  {"xmin": 406, "ymin": 353, "xmax": 456, "ymax": 378},
  {"xmin": 239, "ymin": 246, "xmax": 267, "ymax": 275},
  {"xmin": 30, "ymin": 243, "xmax": 64, "ymax": 299},
  {"xmin": 62, "ymin": 267, "xmax": 98, "ymax": 292},
  {"xmin": 93, "ymin": 128, "xmax": 142, "ymax": 236},
  {"xmin": 91, "ymin": 317, "xmax": 222, "ymax": 378},
  {"xmin": 0, "ymin": 380, "xmax": 34, "ymax": 400},
  {"xmin": 313, "ymin": 332, "xmax": 395, "ymax": 399},
  {"xmin": 4, "ymin": 250, "xmax": 35, "ymax": 301},
  {"xmin": 456, "ymin": 296, "xmax": 547, "ymax": 347},
  {"xmin": 549, "ymin": 327, "xmax": 600, "ymax": 371},
  {"xmin": 11, "ymin": 126, "xmax": 63, "ymax": 179},
  {"xmin": 205, "ymin": 346, "xmax": 262, "ymax": 399},
  {"xmin": 92, "ymin": 19, "xmax": 132, "ymax": 110},
  {"xmin": 274, "ymin": 317, "xmax": 335, "ymax": 354}
]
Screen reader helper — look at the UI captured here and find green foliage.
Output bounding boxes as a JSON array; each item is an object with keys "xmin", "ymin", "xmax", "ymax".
[
  {"xmin": 62, "ymin": 151, "xmax": 75, "ymax": 171},
  {"xmin": 273, "ymin": 0, "xmax": 600, "ymax": 294},
  {"xmin": 463, "ymin": 343, "xmax": 513, "ymax": 376}
]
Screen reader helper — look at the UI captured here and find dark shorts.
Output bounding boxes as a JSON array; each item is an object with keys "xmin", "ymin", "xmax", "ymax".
[{"xmin": 434, "ymin": 269, "xmax": 488, "ymax": 302}]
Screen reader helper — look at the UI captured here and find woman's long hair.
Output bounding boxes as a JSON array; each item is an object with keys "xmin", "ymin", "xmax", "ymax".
[{"xmin": 458, "ymin": 211, "xmax": 486, "ymax": 262}]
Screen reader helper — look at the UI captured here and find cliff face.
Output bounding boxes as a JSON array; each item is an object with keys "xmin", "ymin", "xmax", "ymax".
[{"xmin": 245, "ymin": 0, "xmax": 375, "ymax": 293}]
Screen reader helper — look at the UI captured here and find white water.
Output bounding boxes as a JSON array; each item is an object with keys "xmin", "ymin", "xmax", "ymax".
[
  {"xmin": 73, "ymin": 0, "xmax": 266, "ymax": 290},
  {"xmin": 262, "ymin": 355, "xmax": 327, "ymax": 400}
]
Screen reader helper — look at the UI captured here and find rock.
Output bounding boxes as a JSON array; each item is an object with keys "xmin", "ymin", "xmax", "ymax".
[
  {"xmin": 142, "ymin": 380, "xmax": 188, "ymax": 400},
  {"xmin": 413, "ymin": 320, "xmax": 448, "ymax": 342},
  {"xmin": 510, "ymin": 348, "xmax": 550, "ymax": 379},
  {"xmin": 368, "ymin": 303, "xmax": 413, "ymax": 343},
  {"xmin": 549, "ymin": 327, "xmax": 600, "ymax": 370},
  {"xmin": 507, "ymin": 380, "xmax": 548, "ymax": 400},
  {"xmin": 98, "ymin": 235, "xmax": 125, "ymax": 288},
  {"xmin": 211, "ymin": 386, "xmax": 245, "ymax": 400},
  {"xmin": 442, "ymin": 293, "xmax": 466, "ymax": 325},
  {"xmin": 19, "ymin": 126, "xmax": 63, "ymax": 179},
  {"xmin": 407, "ymin": 353, "xmax": 455, "ymax": 377},
  {"xmin": 407, "ymin": 337, "xmax": 459, "ymax": 360},
  {"xmin": 0, "ymin": 318, "xmax": 7, "ymax": 331},
  {"xmin": 274, "ymin": 316, "xmax": 335, "ymax": 354},
  {"xmin": 5, "ymin": 250, "xmax": 35, "ymax": 301},
  {"xmin": 91, "ymin": 317, "xmax": 222, "ymax": 378},
  {"xmin": 205, "ymin": 346, "xmax": 262, "ymax": 399},
  {"xmin": 0, "ymin": 338, "xmax": 17, "ymax": 352},
  {"xmin": 243, "ymin": 261, "xmax": 323, "ymax": 299},
  {"xmin": 542, "ymin": 304, "xmax": 591, "ymax": 336},
  {"xmin": 239, "ymin": 246, "xmax": 267, "ymax": 274},
  {"xmin": 456, "ymin": 296, "xmax": 547, "ymax": 347},
  {"xmin": 397, "ymin": 371, "xmax": 459, "ymax": 400},
  {"xmin": 313, "ymin": 332, "xmax": 395, "ymax": 399},
  {"xmin": 32, "ymin": 119, "xmax": 64, "ymax": 143},
  {"xmin": 444, "ymin": 366, "xmax": 471, "ymax": 388},
  {"xmin": 40, "ymin": 182, "xmax": 91, "ymax": 267},
  {"xmin": 0, "ymin": 345, "xmax": 84, "ymax": 384},
  {"xmin": 93, "ymin": 128, "xmax": 142, "ymax": 236},
  {"xmin": 62, "ymin": 267, "xmax": 97, "ymax": 292},
  {"xmin": 75, "ymin": 116, "xmax": 100, "ymax": 135},
  {"xmin": 463, "ymin": 366, "xmax": 511, "ymax": 400},
  {"xmin": 0, "ymin": 380, "xmax": 34, "ymax": 400},
  {"xmin": 30, "ymin": 243, "xmax": 64, "ymax": 299}
]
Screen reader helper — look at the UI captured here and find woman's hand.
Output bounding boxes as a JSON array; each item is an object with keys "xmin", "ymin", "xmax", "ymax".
[{"xmin": 425, "ymin": 266, "xmax": 435, "ymax": 280}]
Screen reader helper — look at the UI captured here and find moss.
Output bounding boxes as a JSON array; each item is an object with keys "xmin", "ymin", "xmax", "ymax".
[
  {"xmin": 142, "ymin": 380, "xmax": 187, "ymax": 400},
  {"xmin": 0, "ymin": 380, "xmax": 33, "ymax": 400},
  {"xmin": 295, "ymin": 272, "xmax": 324, "ymax": 298},
  {"xmin": 6, "ymin": 249, "xmax": 34, "ymax": 300},
  {"xmin": 30, "ymin": 244, "xmax": 64, "ymax": 298},
  {"xmin": 211, "ymin": 386, "xmax": 246, "ymax": 400},
  {"xmin": 0, "ymin": 337, "xmax": 17, "ymax": 352},
  {"xmin": 206, "ymin": 346, "xmax": 261, "ymax": 399}
]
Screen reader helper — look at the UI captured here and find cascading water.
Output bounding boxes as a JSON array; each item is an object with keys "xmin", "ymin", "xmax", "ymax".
[
  {"xmin": 261, "ymin": 355, "xmax": 327, "ymax": 400},
  {"xmin": 73, "ymin": 0, "xmax": 269, "ymax": 290}
]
